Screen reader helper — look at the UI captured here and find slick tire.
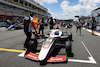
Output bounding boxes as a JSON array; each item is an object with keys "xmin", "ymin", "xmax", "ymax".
[
  {"xmin": 66, "ymin": 40, "xmax": 73, "ymax": 57},
  {"xmin": 68, "ymin": 33, "xmax": 72, "ymax": 41},
  {"xmin": 28, "ymin": 39, "xmax": 37, "ymax": 52}
]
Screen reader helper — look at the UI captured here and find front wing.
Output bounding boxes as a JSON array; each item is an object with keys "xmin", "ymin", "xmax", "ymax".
[{"xmin": 25, "ymin": 52, "xmax": 67, "ymax": 62}]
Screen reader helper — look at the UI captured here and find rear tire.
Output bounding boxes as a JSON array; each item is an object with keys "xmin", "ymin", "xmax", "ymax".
[{"xmin": 65, "ymin": 40, "xmax": 73, "ymax": 57}]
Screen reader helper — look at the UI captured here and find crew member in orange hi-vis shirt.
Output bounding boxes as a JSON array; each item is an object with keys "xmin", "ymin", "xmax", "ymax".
[{"xmin": 32, "ymin": 18, "xmax": 38, "ymax": 29}]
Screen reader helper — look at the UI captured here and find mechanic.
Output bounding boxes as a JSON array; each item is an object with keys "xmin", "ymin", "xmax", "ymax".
[
  {"xmin": 75, "ymin": 18, "xmax": 82, "ymax": 36},
  {"xmin": 39, "ymin": 17, "xmax": 44, "ymax": 38},
  {"xmin": 91, "ymin": 17, "xmax": 96, "ymax": 35},
  {"xmin": 23, "ymin": 12, "xmax": 37, "ymax": 48},
  {"xmin": 49, "ymin": 17, "xmax": 54, "ymax": 29},
  {"xmin": 7, "ymin": 19, "xmax": 11, "ymax": 27}
]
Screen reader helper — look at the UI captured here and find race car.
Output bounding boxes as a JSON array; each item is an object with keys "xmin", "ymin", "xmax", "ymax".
[{"xmin": 25, "ymin": 29, "xmax": 73, "ymax": 64}]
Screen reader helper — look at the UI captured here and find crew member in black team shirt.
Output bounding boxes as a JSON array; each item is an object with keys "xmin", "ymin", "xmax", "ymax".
[{"xmin": 23, "ymin": 12, "xmax": 37, "ymax": 48}]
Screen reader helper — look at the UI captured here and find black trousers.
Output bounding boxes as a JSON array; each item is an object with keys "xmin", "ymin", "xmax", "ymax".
[
  {"xmin": 50, "ymin": 25, "xmax": 53, "ymax": 29},
  {"xmin": 24, "ymin": 27, "xmax": 31, "ymax": 48},
  {"xmin": 39, "ymin": 28, "xmax": 44, "ymax": 36}
]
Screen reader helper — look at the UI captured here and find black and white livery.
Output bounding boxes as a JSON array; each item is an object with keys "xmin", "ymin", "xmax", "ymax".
[{"xmin": 25, "ymin": 29, "xmax": 73, "ymax": 63}]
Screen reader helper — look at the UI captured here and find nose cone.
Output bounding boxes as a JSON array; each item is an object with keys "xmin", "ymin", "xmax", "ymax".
[
  {"xmin": 38, "ymin": 48, "xmax": 49, "ymax": 61},
  {"xmin": 38, "ymin": 56, "xmax": 45, "ymax": 61}
]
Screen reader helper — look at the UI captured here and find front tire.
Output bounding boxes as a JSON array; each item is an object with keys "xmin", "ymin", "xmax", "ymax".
[
  {"xmin": 68, "ymin": 33, "xmax": 73, "ymax": 41},
  {"xmin": 65, "ymin": 40, "xmax": 73, "ymax": 57},
  {"xmin": 28, "ymin": 39, "xmax": 37, "ymax": 53}
]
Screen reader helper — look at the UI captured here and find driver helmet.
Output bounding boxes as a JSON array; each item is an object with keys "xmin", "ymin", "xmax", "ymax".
[{"xmin": 55, "ymin": 31, "xmax": 59, "ymax": 35}]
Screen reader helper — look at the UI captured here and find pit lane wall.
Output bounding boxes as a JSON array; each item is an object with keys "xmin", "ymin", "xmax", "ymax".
[
  {"xmin": 96, "ymin": 25, "xmax": 100, "ymax": 31},
  {"xmin": 87, "ymin": 24, "xmax": 100, "ymax": 32}
]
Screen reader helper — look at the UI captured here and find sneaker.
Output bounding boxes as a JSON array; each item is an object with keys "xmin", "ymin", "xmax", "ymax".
[
  {"xmin": 23, "ymin": 48, "xmax": 26, "ymax": 50},
  {"xmin": 92, "ymin": 33, "xmax": 94, "ymax": 35},
  {"xmin": 22, "ymin": 44, "xmax": 24, "ymax": 47},
  {"xmin": 75, "ymin": 33, "xmax": 77, "ymax": 35},
  {"xmin": 22, "ymin": 44, "xmax": 27, "ymax": 48}
]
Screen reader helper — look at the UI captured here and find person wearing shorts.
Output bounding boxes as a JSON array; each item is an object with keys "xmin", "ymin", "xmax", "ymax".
[
  {"xmin": 75, "ymin": 18, "xmax": 82, "ymax": 35},
  {"xmin": 77, "ymin": 26, "xmax": 81, "ymax": 30}
]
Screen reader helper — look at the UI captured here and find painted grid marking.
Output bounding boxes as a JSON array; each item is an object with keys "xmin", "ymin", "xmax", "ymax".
[
  {"xmin": 0, "ymin": 41, "xmax": 97, "ymax": 64},
  {"xmin": 0, "ymin": 48, "xmax": 25, "ymax": 53},
  {"xmin": 18, "ymin": 41, "xmax": 97, "ymax": 64}
]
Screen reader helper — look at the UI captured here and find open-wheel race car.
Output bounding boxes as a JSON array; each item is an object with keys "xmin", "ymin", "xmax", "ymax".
[{"xmin": 25, "ymin": 29, "xmax": 73, "ymax": 65}]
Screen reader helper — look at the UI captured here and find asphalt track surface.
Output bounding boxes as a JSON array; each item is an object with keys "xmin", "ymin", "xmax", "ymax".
[{"xmin": 0, "ymin": 26, "xmax": 100, "ymax": 67}]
